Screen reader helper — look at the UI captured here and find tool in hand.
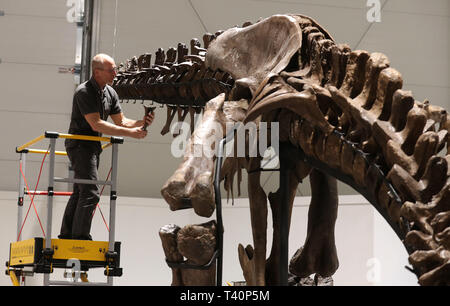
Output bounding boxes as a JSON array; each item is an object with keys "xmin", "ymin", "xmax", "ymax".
[{"xmin": 143, "ymin": 105, "xmax": 156, "ymax": 131}]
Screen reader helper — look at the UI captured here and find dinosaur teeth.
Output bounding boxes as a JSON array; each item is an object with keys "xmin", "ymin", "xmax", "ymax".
[
  {"xmin": 138, "ymin": 53, "xmax": 152, "ymax": 69},
  {"xmin": 370, "ymin": 67, "xmax": 403, "ymax": 121},
  {"xmin": 177, "ymin": 42, "xmax": 189, "ymax": 63},
  {"xmin": 328, "ymin": 43, "xmax": 350, "ymax": 88},
  {"xmin": 354, "ymin": 52, "xmax": 390, "ymax": 109},
  {"xmin": 126, "ymin": 56, "xmax": 139, "ymax": 71},
  {"xmin": 389, "ymin": 90, "xmax": 415, "ymax": 131},
  {"xmin": 190, "ymin": 38, "xmax": 205, "ymax": 56},
  {"xmin": 155, "ymin": 48, "xmax": 165, "ymax": 66},
  {"xmin": 340, "ymin": 50, "xmax": 370, "ymax": 98},
  {"xmin": 202, "ymin": 33, "xmax": 215, "ymax": 49},
  {"xmin": 165, "ymin": 47, "xmax": 177, "ymax": 64}
]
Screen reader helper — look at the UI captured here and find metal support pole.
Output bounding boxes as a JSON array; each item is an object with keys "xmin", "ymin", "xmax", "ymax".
[
  {"xmin": 44, "ymin": 138, "xmax": 56, "ymax": 286},
  {"xmin": 17, "ymin": 153, "xmax": 26, "ymax": 241},
  {"xmin": 214, "ymin": 141, "xmax": 225, "ymax": 286},
  {"xmin": 213, "ymin": 131, "xmax": 234, "ymax": 286},
  {"xmin": 107, "ymin": 143, "xmax": 119, "ymax": 285},
  {"xmin": 279, "ymin": 142, "xmax": 290, "ymax": 286},
  {"xmin": 80, "ymin": 0, "xmax": 94, "ymax": 83},
  {"xmin": 68, "ymin": 163, "xmax": 74, "ymax": 192}
]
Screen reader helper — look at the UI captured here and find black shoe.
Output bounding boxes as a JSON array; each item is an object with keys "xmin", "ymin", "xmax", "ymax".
[
  {"xmin": 72, "ymin": 234, "xmax": 93, "ymax": 241},
  {"xmin": 58, "ymin": 234, "xmax": 72, "ymax": 239}
]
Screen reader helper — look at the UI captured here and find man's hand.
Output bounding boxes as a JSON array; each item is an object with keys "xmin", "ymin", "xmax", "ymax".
[
  {"xmin": 86, "ymin": 112, "xmax": 153, "ymax": 139},
  {"xmin": 128, "ymin": 127, "xmax": 148, "ymax": 139}
]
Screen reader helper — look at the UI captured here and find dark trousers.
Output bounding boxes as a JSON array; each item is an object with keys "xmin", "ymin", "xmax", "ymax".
[{"xmin": 59, "ymin": 145, "xmax": 100, "ymax": 240}]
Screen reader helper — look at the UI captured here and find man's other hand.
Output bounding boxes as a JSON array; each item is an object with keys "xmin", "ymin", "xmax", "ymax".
[{"xmin": 128, "ymin": 127, "xmax": 148, "ymax": 139}]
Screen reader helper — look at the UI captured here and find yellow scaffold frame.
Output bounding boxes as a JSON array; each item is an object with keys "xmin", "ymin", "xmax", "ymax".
[
  {"xmin": 15, "ymin": 133, "xmax": 113, "ymax": 156},
  {"xmin": 7, "ymin": 131, "xmax": 123, "ymax": 286}
]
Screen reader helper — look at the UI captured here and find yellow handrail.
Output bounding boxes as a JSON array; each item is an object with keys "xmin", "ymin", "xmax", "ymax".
[
  {"xmin": 27, "ymin": 149, "xmax": 68, "ymax": 156},
  {"xmin": 16, "ymin": 135, "xmax": 45, "ymax": 152},
  {"xmin": 58, "ymin": 133, "xmax": 111, "ymax": 143},
  {"xmin": 16, "ymin": 132, "xmax": 118, "ymax": 156},
  {"xmin": 102, "ymin": 143, "xmax": 112, "ymax": 150}
]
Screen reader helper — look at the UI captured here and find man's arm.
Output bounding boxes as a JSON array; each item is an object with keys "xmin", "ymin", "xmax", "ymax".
[
  {"xmin": 84, "ymin": 112, "xmax": 147, "ymax": 139},
  {"xmin": 110, "ymin": 112, "xmax": 154, "ymax": 129},
  {"xmin": 110, "ymin": 112, "xmax": 142, "ymax": 128}
]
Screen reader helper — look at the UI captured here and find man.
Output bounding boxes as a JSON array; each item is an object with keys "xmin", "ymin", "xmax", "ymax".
[{"xmin": 59, "ymin": 53, "xmax": 154, "ymax": 240}]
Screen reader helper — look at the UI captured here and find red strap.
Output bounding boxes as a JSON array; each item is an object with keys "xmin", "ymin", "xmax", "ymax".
[
  {"xmin": 26, "ymin": 191, "xmax": 73, "ymax": 196},
  {"xmin": 17, "ymin": 148, "xmax": 48, "ymax": 241},
  {"xmin": 91, "ymin": 167, "xmax": 112, "ymax": 232},
  {"xmin": 17, "ymin": 149, "xmax": 112, "ymax": 240}
]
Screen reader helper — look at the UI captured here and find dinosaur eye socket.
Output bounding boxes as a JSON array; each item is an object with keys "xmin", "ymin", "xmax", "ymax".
[{"xmin": 230, "ymin": 82, "xmax": 252, "ymax": 101}]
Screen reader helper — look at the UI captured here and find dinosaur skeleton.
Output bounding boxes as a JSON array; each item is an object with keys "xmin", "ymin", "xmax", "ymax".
[{"xmin": 113, "ymin": 14, "xmax": 450, "ymax": 286}]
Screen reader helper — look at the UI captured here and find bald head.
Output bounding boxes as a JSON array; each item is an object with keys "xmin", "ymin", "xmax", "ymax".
[
  {"xmin": 92, "ymin": 53, "xmax": 117, "ymax": 88},
  {"xmin": 92, "ymin": 53, "xmax": 115, "ymax": 71}
]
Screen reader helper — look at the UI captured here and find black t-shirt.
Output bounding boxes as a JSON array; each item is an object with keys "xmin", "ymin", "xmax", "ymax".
[{"xmin": 65, "ymin": 77, "xmax": 122, "ymax": 152}]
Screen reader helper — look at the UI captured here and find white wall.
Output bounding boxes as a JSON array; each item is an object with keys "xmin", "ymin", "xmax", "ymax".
[
  {"xmin": 0, "ymin": 0, "xmax": 77, "ymax": 193},
  {"xmin": 0, "ymin": 191, "xmax": 417, "ymax": 286}
]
